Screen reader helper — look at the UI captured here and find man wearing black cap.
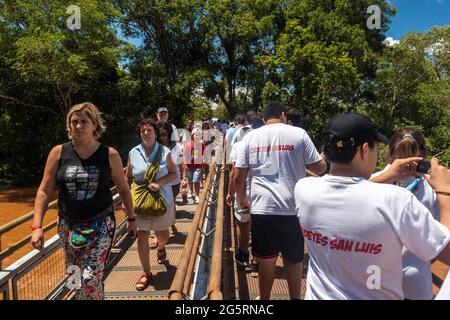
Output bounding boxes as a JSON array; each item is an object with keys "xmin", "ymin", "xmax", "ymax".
[{"xmin": 294, "ymin": 112, "xmax": 450, "ymax": 299}]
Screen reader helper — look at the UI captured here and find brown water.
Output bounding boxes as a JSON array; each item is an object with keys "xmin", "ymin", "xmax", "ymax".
[
  {"xmin": 0, "ymin": 187, "xmax": 126, "ymax": 269},
  {"xmin": 0, "ymin": 187, "xmax": 59, "ymax": 268}
]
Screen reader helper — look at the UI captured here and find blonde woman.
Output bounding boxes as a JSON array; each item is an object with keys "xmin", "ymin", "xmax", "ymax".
[{"xmin": 31, "ymin": 102, "xmax": 137, "ymax": 300}]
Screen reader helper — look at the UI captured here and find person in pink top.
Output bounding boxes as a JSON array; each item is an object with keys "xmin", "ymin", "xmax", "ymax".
[{"xmin": 182, "ymin": 128, "xmax": 205, "ymax": 204}]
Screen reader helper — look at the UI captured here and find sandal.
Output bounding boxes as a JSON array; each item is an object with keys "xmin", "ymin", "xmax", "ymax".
[
  {"xmin": 157, "ymin": 247, "xmax": 167, "ymax": 264},
  {"xmin": 136, "ymin": 272, "xmax": 152, "ymax": 291}
]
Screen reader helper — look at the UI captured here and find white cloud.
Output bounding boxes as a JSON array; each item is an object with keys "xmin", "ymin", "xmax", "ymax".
[{"xmin": 383, "ymin": 37, "xmax": 400, "ymax": 46}]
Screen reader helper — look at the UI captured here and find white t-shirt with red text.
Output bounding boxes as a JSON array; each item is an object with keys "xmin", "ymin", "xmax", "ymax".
[
  {"xmin": 235, "ymin": 123, "xmax": 321, "ymax": 216},
  {"xmin": 295, "ymin": 175, "xmax": 450, "ymax": 300}
]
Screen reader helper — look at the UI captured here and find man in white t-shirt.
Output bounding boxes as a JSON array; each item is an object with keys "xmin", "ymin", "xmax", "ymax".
[
  {"xmin": 234, "ymin": 101, "xmax": 327, "ymax": 300},
  {"xmin": 230, "ymin": 111, "xmax": 256, "ymax": 146},
  {"xmin": 295, "ymin": 112, "xmax": 450, "ymax": 299}
]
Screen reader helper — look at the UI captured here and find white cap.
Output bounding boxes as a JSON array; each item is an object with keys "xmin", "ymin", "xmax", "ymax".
[{"xmin": 157, "ymin": 107, "xmax": 168, "ymax": 113}]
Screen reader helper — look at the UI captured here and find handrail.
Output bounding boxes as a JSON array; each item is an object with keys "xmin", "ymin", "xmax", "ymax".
[
  {"xmin": 207, "ymin": 164, "xmax": 225, "ymax": 300},
  {"xmin": 0, "ymin": 185, "xmax": 118, "ymax": 236},
  {"xmin": 168, "ymin": 161, "xmax": 217, "ymax": 300},
  {"xmin": 0, "ymin": 192, "xmax": 127, "ymax": 300},
  {"xmin": 0, "ymin": 199, "xmax": 58, "ymax": 235},
  {"xmin": 0, "ymin": 184, "xmax": 118, "ymax": 268},
  {"xmin": 183, "ymin": 164, "xmax": 220, "ymax": 296}
]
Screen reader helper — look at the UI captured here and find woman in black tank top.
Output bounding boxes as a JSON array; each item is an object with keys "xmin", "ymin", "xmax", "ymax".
[{"xmin": 31, "ymin": 102, "xmax": 137, "ymax": 300}]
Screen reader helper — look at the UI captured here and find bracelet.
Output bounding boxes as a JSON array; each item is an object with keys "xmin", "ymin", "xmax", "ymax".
[
  {"xmin": 31, "ymin": 225, "xmax": 42, "ymax": 231},
  {"xmin": 435, "ymin": 191, "xmax": 450, "ymax": 196},
  {"xmin": 127, "ymin": 217, "xmax": 136, "ymax": 222}
]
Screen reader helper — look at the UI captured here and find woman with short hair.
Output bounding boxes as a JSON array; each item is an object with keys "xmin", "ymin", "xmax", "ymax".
[
  {"xmin": 126, "ymin": 118, "xmax": 177, "ymax": 290},
  {"xmin": 31, "ymin": 102, "xmax": 137, "ymax": 300}
]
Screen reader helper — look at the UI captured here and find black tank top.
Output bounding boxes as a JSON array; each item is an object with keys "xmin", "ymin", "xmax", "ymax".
[{"xmin": 56, "ymin": 142, "xmax": 113, "ymax": 222}]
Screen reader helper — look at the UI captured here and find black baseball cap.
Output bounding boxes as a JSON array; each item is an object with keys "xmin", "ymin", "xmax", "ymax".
[{"xmin": 323, "ymin": 112, "xmax": 389, "ymax": 148}]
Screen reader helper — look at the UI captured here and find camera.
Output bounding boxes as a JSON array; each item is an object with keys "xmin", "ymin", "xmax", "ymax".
[{"xmin": 416, "ymin": 160, "xmax": 431, "ymax": 174}]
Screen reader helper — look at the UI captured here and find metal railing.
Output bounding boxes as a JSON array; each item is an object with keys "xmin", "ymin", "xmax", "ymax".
[
  {"xmin": 207, "ymin": 165, "xmax": 225, "ymax": 300},
  {"xmin": 168, "ymin": 161, "xmax": 218, "ymax": 300},
  {"xmin": 0, "ymin": 187, "xmax": 117, "ymax": 269},
  {"xmin": 0, "ymin": 192, "xmax": 127, "ymax": 300}
]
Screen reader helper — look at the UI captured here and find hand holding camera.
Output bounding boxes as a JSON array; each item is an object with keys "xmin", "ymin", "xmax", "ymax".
[
  {"xmin": 425, "ymin": 158, "xmax": 450, "ymax": 194},
  {"xmin": 389, "ymin": 157, "xmax": 422, "ymax": 181}
]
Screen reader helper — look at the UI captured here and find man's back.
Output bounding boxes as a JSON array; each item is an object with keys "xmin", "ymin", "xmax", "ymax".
[
  {"xmin": 236, "ymin": 123, "xmax": 321, "ymax": 216},
  {"xmin": 295, "ymin": 175, "xmax": 450, "ymax": 299}
]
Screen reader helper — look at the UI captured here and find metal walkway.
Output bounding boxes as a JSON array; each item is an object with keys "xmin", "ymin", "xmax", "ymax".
[
  {"xmin": 0, "ymin": 160, "xmax": 445, "ymax": 300},
  {"xmin": 103, "ymin": 200, "xmax": 196, "ymax": 300}
]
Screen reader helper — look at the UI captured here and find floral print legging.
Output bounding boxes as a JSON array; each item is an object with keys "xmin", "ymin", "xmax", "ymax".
[{"xmin": 58, "ymin": 214, "xmax": 116, "ymax": 300}]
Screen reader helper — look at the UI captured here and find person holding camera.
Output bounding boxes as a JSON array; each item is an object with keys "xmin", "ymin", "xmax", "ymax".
[
  {"xmin": 295, "ymin": 113, "xmax": 450, "ymax": 300},
  {"xmin": 370, "ymin": 128, "xmax": 441, "ymax": 299}
]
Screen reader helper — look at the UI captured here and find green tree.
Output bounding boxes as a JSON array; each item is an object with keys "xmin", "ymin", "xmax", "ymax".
[
  {"xmin": 257, "ymin": 0, "xmax": 395, "ymax": 137},
  {"xmin": 0, "ymin": 0, "xmax": 126, "ymax": 185}
]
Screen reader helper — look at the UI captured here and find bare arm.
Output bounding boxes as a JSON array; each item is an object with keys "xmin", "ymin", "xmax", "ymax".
[
  {"xmin": 31, "ymin": 145, "xmax": 61, "ymax": 250},
  {"xmin": 32, "ymin": 145, "xmax": 61, "ymax": 228},
  {"xmin": 369, "ymin": 157, "xmax": 422, "ymax": 184},
  {"xmin": 234, "ymin": 167, "xmax": 249, "ymax": 208},
  {"xmin": 227, "ymin": 164, "xmax": 235, "ymax": 195},
  {"xmin": 226, "ymin": 164, "xmax": 235, "ymax": 207},
  {"xmin": 306, "ymin": 158, "xmax": 327, "ymax": 176}
]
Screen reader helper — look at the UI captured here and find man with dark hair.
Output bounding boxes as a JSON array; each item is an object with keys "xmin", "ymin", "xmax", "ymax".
[
  {"xmin": 230, "ymin": 111, "xmax": 257, "ymax": 147},
  {"xmin": 234, "ymin": 101, "xmax": 327, "ymax": 300},
  {"xmin": 295, "ymin": 112, "xmax": 450, "ymax": 299},
  {"xmin": 287, "ymin": 109, "xmax": 302, "ymax": 128},
  {"xmin": 262, "ymin": 101, "xmax": 286, "ymax": 120}
]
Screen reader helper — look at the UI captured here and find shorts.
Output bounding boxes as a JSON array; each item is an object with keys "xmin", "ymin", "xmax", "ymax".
[
  {"xmin": 187, "ymin": 168, "xmax": 202, "ymax": 183},
  {"xmin": 251, "ymin": 214, "xmax": 304, "ymax": 263}
]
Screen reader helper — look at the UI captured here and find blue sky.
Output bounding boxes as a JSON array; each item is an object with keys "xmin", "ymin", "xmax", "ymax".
[{"xmin": 387, "ymin": 0, "xmax": 450, "ymax": 39}]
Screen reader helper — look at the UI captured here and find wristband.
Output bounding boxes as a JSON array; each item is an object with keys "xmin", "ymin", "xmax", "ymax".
[
  {"xmin": 127, "ymin": 217, "xmax": 136, "ymax": 222},
  {"xmin": 31, "ymin": 225, "xmax": 42, "ymax": 231}
]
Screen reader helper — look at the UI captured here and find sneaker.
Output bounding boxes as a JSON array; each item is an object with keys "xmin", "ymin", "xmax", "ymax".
[
  {"xmin": 187, "ymin": 191, "xmax": 192, "ymax": 198},
  {"xmin": 250, "ymin": 260, "xmax": 259, "ymax": 277},
  {"xmin": 234, "ymin": 249, "xmax": 250, "ymax": 267},
  {"xmin": 253, "ymin": 296, "xmax": 261, "ymax": 300},
  {"xmin": 194, "ymin": 196, "xmax": 200, "ymax": 204}
]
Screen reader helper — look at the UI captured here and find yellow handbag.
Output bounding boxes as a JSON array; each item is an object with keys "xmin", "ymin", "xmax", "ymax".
[{"xmin": 131, "ymin": 144, "xmax": 167, "ymax": 217}]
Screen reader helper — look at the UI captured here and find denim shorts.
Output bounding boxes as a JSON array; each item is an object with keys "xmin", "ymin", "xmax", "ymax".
[{"xmin": 187, "ymin": 168, "xmax": 202, "ymax": 183}]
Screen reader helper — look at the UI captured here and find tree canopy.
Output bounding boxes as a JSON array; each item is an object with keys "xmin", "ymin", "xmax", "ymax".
[{"xmin": 0, "ymin": 0, "xmax": 448, "ymax": 185}]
